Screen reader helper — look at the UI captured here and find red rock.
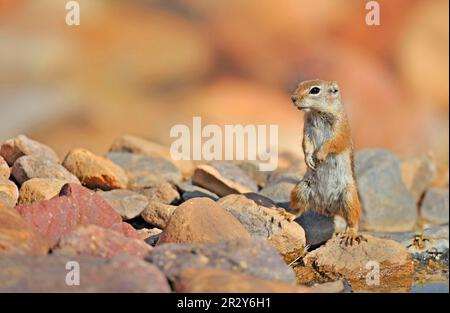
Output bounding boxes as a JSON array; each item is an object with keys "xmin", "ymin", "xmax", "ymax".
[
  {"xmin": 55, "ymin": 224, "xmax": 151, "ymax": 258},
  {"xmin": 15, "ymin": 183, "xmax": 140, "ymax": 247},
  {"xmin": 0, "ymin": 203, "xmax": 49, "ymax": 255}
]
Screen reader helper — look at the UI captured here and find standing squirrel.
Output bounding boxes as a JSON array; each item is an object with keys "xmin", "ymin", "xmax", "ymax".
[{"xmin": 290, "ymin": 79, "xmax": 366, "ymax": 246}]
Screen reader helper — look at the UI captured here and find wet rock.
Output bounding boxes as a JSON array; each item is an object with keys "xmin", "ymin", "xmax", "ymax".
[
  {"xmin": 174, "ymin": 268, "xmax": 323, "ymax": 293},
  {"xmin": 97, "ymin": 189, "xmax": 148, "ymax": 220},
  {"xmin": 0, "ymin": 156, "xmax": 9, "ymax": 179},
  {"xmin": 55, "ymin": 225, "xmax": 151, "ymax": 258},
  {"xmin": 141, "ymin": 202, "xmax": 176, "ymax": 229},
  {"xmin": 401, "ymin": 154, "xmax": 436, "ymax": 203},
  {"xmin": 295, "ymin": 212, "xmax": 335, "ymax": 247},
  {"xmin": 191, "ymin": 163, "xmax": 257, "ymax": 197},
  {"xmin": 0, "ymin": 134, "xmax": 59, "ymax": 166},
  {"xmin": 217, "ymin": 193, "xmax": 305, "ymax": 263},
  {"xmin": 63, "ymin": 148, "xmax": 128, "ymax": 190},
  {"xmin": 303, "ymin": 235, "xmax": 414, "ymax": 291},
  {"xmin": 177, "ymin": 180, "xmax": 219, "ymax": 201},
  {"xmin": 15, "ymin": 183, "xmax": 140, "ymax": 247},
  {"xmin": 0, "ymin": 203, "xmax": 49, "ymax": 255},
  {"xmin": 0, "ymin": 254, "xmax": 170, "ymax": 292},
  {"xmin": 0, "ymin": 178, "xmax": 19, "ymax": 207},
  {"xmin": 147, "ymin": 240, "xmax": 295, "ymax": 283},
  {"xmin": 157, "ymin": 197, "xmax": 251, "ymax": 244},
  {"xmin": 137, "ymin": 182, "xmax": 180, "ymax": 204},
  {"xmin": 355, "ymin": 149, "xmax": 417, "ymax": 232},
  {"xmin": 107, "ymin": 152, "xmax": 181, "ymax": 189},
  {"xmin": 18, "ymin": 178, "xmax": 67, "ymax": 205},
  {"xmin": 11, "ymin": 155, "xmax": 79, "ymax": 186},
  {"xmin": 109, "ymin": 134, "xmax": 195, "ymax": 178},
  {"xmin": 420, "ymin": 187, "xmax": 449, "ymax": 225}
]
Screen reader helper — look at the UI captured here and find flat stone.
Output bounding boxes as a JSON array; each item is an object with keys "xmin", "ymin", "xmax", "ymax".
[
  {"xmin": 55, "ymin": 224, "xmax": 151, "ymax": 258},
  {"xmin": 0, "ymin": 178, "xmax": 19, "ymax": 207},
  {"xmin": 63, "ymin": 148, "xmax": 128, "ymax": 190},
  {"xmin": 157, "ymin": 197, "xmax": 251, "ymax": 244},
  {"xmin": 177, "ymin": 180, "xmax": 219, "ymax": 201},
  {"xmin": 420, "ymin": 187, "xmax": 449, "ymax": 225},
  {"xmin": 191, "ymin": 163, "xmax": 257, "ymax": 197},
  {"xmin": 11, "ymin": 155, "xmax": 79, "ymax": 186},
  {"xmin": 141, "ymin": 202, "xmax": 177, "ymax": 229},
  {"xmin": 303, "ymin": 234, "xmax": 414, "ymax": 291},
  {"xmin": 0, "ymin": 134, "xmax": 59, "ymax": 166},
  {"xmin": 217, "ymin": 193, "xmax": 305, "ymax": 262},
  {"xmin": 15, "ymin": 183, "xmax": 140, "ymax": 247},
  {"xmin": 234, "ymin": 160, "xmax": 271, "ymax": 188},
  {"xmin": 0, "ymin": 156, "xmax": 10, "ymax": 179},
  {"xmin": 137, "ymin": 182, "xmax": 180, "ymax": 204},
  {"xmin": 0, "ymin": 203, "xmax": 49, "ymax": 255},
  {"xmin": 0, "ymin": 254, "xmax": 170, "ymax": 292},
  {"xmin": 97, "ymin": 189, "xmax": 148, "ymax": 220},
  {"xmin": 107, "ymin": 152, "xmax": 181, "ymax": 189},
  {"xmin": 401, "ymin": 154, "xmax": 436, "ymax": 203},
  {"xmin": 173, "ymin": 268, "xmax": 328, "ymax": 293},
  {"xmin": 146, "ymin": 240, "xmax": 296, "ymax": 283},
  {"xmin": 18, "ymin": 178, "xmax": 67, "ymax": 205},
  {"xmin": 295, "ymin": 211, "xmax": 335, "ymax": 247},
  {"xmin": 355, "ymin": 149, "xmax": 417, "ymax": 232}
]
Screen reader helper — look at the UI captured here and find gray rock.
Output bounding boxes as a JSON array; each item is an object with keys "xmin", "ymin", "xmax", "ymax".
[
  {"xmin": 420, "ymin": 187, "xmax": 449, "ymax": 225},
  {"xmin": 211, "ymin": 162, "xmax": 258, "ymax": 191},
  {"xmin": 146, "ymin": 240, "xmax": 296, "ymax": 283},
  {"xmin": 355, "ymin": 149, "xmax": 417, "ymax": 232},
  {"xmin": 0, "ymin": 254, "xmax": 170, "ymax": 292},
  {"xmin": 177, "ymin": 180, "xmax": 219, "ymax": 201},
  {"xmin": 295, "ymin": 212, "xmax": 335, "ymax": 247},
  {"xmin": 97, "ymin": 189, "xmax": 148, "ymax": 220},
  {"xmin": 11, "ymin": 155, "xmax": 79, "ymax": 186},
  {"xmin": 107, "ymin": 152, "xmax": 181, "ymax": 189}
]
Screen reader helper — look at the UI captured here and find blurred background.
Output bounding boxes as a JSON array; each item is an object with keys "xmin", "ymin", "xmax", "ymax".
[{"xmin": 0, "ymin": 0, "xmax": 448, "ymax": 176}]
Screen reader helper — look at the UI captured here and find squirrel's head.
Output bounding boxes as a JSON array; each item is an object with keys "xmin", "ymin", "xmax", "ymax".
[{"xmin": 291, "ymin": 79, "xmax": 342, "ymax": 114}]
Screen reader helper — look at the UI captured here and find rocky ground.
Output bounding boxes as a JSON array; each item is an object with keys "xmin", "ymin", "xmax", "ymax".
[{"xmin": 0, "ymin": 134, "xmax": 448, "ymax": 293}]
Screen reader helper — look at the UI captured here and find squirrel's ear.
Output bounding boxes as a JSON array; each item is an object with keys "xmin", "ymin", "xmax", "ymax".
[{"xmin": 329, "ymin": 81, "xmax": 339, "ymax": 95}]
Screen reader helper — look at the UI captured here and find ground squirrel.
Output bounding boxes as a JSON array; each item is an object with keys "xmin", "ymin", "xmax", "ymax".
[{"xmin": 290, "ymin": 79, "xmax": 366, "ymax": 246}]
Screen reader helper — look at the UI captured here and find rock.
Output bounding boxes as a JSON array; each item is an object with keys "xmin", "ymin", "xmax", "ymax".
[
  {"xmin": 177, "ymin": 180, "xmax": 219, "ymax": 201},
  {"xmin": 141, "ymin": 202, "xmax": 177, "ymax": 229},
  {"xmin": 295, "ymin": 212, "xmax": 335, "ymax": 247},
  {"xmin": 401, "ymin": 154, "xmax": 436, "ymax": 203},
  {"xmin": 137, "ymin": 182, "xmax": 180, "ymax": 204},
  {"xmin": 0, "ymin": 178, "xmax": 19, "ymax": 207},
  {"xmin": 191, "ymin": 163, "xmax": 257, "ymax": 197},
  {"xmin": 146, "ymin": 240, "xmax": 296, "ymax": 283},
  {"xmin": 173, "ymin": 268, "xmax": 321, "ymax": 293},
  {"xmin": 55, "ymin": 225, "xmax": 151, "ymax": 258},
  {"xmin": 15, "ymin": 183, "xmax": 140, "ymax": 247},
  {"xmin": 107, "ymin": 152, "xmax": 181, "ymax": 189},
  {"xmin": 420, "ymin": 187, "xmax": 449, "ymax": 225},
  {"xmin": 234, "ymin": 160, "xmax": 270, "ymax": 187},
  {"xmin": 0, "ymin": 203, "xmax": 49, "ymax": 255},
  {"xmin": 142, "ymin": 228, "xmax": 163, "ymax": 246},
  {"xmin": 0, "ymin": 156, "xmax": 9, "ymax": 179},
  {"xmin": 0, "ymin": 134, "xmax": 59, "ymax": 166},
  {"xmin": 259, "ymin": 171, "xmax": 302, "ymax": 209},
  {"xmin": 62, "ymin": 148, "xmax": 128, "ymax": 190},
  {"xmin": 11, "ymin": 155, "xmax": 79, "ymax": 186},
  {"xmin": 0, "ymin": 254, "xmax": 170, "ymax": 292},
  {"xmin": 303, "ymin": 235, "xmax": 414, "ymax": 291},
  {"xmin": 157, "ymin": 197, "xmax": 251, "ymax": 244},
  {"xmin": 217, "ymin": 193, "xmax": 305, "ymax": 262},
  {"xmin": 18, "ymin": 178, "xmax": 67, "ymax": 205},
  {"xmin": 355, "ymin": 149, "xmax": 417, "ymax": 232},
  {"xmin": 109, "ymin": 134, "xmax": 195, "ymax": 177},
  {"xmin": 364, "ymin": 226, "xmax": 449, "ymax": 264},
  {"xmin": 97, "ymin": 189, "xmax": 148, "ymax": 220}
]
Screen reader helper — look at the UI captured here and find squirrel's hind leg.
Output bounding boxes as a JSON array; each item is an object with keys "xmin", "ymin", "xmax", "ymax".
[{"xmin": 338, "ymin": 186, "xmax": 367, "ymax": 246}]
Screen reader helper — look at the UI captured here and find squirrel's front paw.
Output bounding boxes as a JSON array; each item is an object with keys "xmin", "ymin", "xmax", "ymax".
[{"xmin": 305, "ymin": 153, "xmax": 316, "ymax": 170}]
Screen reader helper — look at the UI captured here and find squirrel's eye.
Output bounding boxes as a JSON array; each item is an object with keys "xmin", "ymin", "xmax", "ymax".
[{"xmin": 309, "ymin": 87, "xmax": 321, "ymax": 95}]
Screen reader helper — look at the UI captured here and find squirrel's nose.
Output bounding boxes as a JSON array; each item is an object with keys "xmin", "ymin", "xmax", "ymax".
[{"xmin": 290, "ymin": 96, "xmax": 297, "ymax": 103}]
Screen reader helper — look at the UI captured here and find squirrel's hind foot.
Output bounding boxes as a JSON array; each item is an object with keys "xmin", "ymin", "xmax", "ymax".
[{"xmin": 338, "ymin": 227, "xmax": 367, "ymax": 247}]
